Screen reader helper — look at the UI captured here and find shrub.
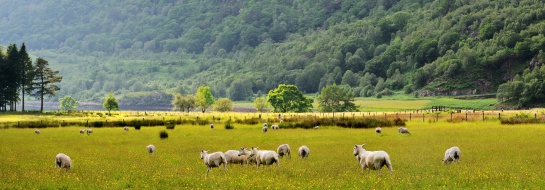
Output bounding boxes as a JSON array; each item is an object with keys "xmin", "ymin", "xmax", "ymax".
[
  {"xmin": 93, "ymin": 121, "xmax": 104, "ymax": 128},
  {"xmin": 134, "ymin": 122, "xmax": 142, "ymax": 130},
  {"xmin": 159, "ymin": 130, "xmax": 169, "ymax": 139},
  {"xmin": 225, "ymin": 119, "xmax": 234, "ymax": 130},
  {"xmin": 166, "ymin": 122, "xmax": 175, "ymax": 130}
]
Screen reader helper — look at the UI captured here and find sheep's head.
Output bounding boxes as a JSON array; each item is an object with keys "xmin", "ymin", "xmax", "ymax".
[
  {"xmin": 249, "ymin": 147, "xmax": 258, "ymax": 156},
  {"xmin": 353, "ymin": 144, "xmax": 365, "ymax": 156},
  {"xmin": 200, "ymin": 150, "xmax": 208, "ymax": 159},
  {"xmin": 238, "ymin": 147, "xmax": 248, "ymax": 156}
]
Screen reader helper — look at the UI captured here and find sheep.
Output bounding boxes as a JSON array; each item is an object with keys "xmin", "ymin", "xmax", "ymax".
[
  {"xmin": 225, "ymin": 149, "xmax": 249, "ymax": 165},
  {"xmin": 313, "ymin": 126, "xmax": 319, "ymax": 129},
  {"xmin": 262, "ymin": 126, "xmax": 268, "ymax": 133},
  {"xmin": 398, "ymin": 127, "xmax": 411, "ymax": 135},
  {"xmin": 200, "ymin": 150, "xmax": 228, "ymax": 175},
  {"xmin": 277, "ymin": 144, "xmax": 291, "ymax": 159},
  {"xmin": 86, "ymin": 129, "xmax": 93, "ymax": 135},
  {"xmin": 263, "ymin": 123, "xmax": 268, "ymax": 128},
  {"xmin": 34, "ymin": 129, "xmax": 40, "ymax": 134},
  {"xmin": 210, "ymin": 124, "xmax": 214, "ymax": 129},
  {"xmin": 238, "ymin": 147, "xmax": 256, "ymax": 166},
  {"xmin": 353, "ymin": 144, "xmax": 393, "ymax": 175},
  {"xmin": 298, "ymin": 145, "xmax": 310, "ymax": 160},
  {"xmin": 79, "ymin": 129, "xmax": 85, "ymax": 134},
  {"xmin": 249, "ymin": 147, "xmax": 279, "ymax": 169},
  {"xmin": 124, "ymin": 126, "xmax": 129, "ymax": 131},
  {"xmin": 443, "ymin": 146, "xmax": 461, "ymax": 164},
  {"xmin": 55, "ymin": 153, "xmax": 72, "ymax": 171},
  {"xmin": 375, "ymin": 127, "xmax": 382, "ymax": 135},
  {"xmin": 146, "ymin": 144, "xmax": 156, "ymax": 155},
  {"xmin": 271, "ymin": 125, "xmax": 279, "ymax": 130}
]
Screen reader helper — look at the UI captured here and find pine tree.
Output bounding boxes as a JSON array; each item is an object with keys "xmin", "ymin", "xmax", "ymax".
[
  {"xmin": 31, "ymin": 58, "xmax": 62, "ymax": 112},
  {"xmin": 19, "ymin": 43, "xmax": 34, "ymax": 112}
]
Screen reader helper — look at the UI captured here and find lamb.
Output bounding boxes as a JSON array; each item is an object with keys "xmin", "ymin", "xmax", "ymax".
[
  {"xmin": 298, "ymin": 145, "xmax": 310, "ymax": 160},
  {"xmin": 375, "ymin": 127, "xmax": 382, "ymax": 135},
  {"xmin": 200, "ymin": 150, "xmax": 228, "ymax": 174},
  {"xmin": 124, "ymin": 126, "xmax": 129, "ymax": 131},
  {"xmin": 277, "ymin": 144, "xmax": 291, "ymax": 159},
  {"xmin": 34, "ymin": 129, "xmax": 40, "ymax": 134},
  {"xmin": 80, "ymin": 129, "xmax": 85, "ymax": 134},
  {"xmin": 210, "ymin": 124, "xmax": 214, "ymax": 129},
  {"xmin": 353, "ymin": 144, "xmax": 393, "ymax": 175},
  {"xmin": 86, "ymin": 129, "xmax": 93, "ymax": 135},
  {"xmin": 146, "ymin": 144, "xmax": 156, "ymax": 155},
  {"xmin": 225, "ymin": 149, "xmax": 249, "ymax": 165},
  {"xmin": 249, "ymin": 147, "xmax": 279, "ymax": 169},
  {"xmin": 442, "ymin": 146, "xmax": 461, "ymax": 164},
  {"xmin": 398, "ymin": 127, "xmax": 411, "ymax": 135},
  {"xmin": 55, "ymin": 153, "xmax": 72, "ymax": 170},
  {"xmin": 238, "ymin": 147, "xmax": 256, "ymax": 166}
]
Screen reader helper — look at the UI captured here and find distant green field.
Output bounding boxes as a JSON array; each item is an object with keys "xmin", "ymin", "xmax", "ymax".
[{"xmin": 1, "ymin": 121, "xmax": 543, "ymax": 189}]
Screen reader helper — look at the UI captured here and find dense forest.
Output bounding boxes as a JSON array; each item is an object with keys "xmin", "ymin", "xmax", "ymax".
[{"xmin": 1, "ymin": 0, "xmax": 545, "ymax": 108}]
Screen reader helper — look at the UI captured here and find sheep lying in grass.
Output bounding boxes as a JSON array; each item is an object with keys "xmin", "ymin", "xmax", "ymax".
[
  {"xmin": 277, "ymin": 144, "xmax": 291, "ymax": 159},
  {"xmin": 86, "ymin": 129, "xmax": 93, "ymax": 135},
  {"xmin": 34, "ymin": 129, "xmax": 40, "ymax": 134},
  {"xmin": 55, "ymin": 153, "xmax": 72, "ymax": 171},
  {"xmin": 200, "ymin": 150, "xmax": 228, "ymax": 175},
  {"xmin": 353, "ymin": 144, "xmax": 393, "ymax": 175},
  {"xmin": 313, "ymin": 126, "xmax": 319, "ymax": 129},
  {"xmin": 375, "ymin": 127, "xmax": 382, "ymax": 135},
  {"xmin": 443, "ymin": 146, "xmax": 461, "ymax": 164},
  {"xmin": 146, "ymin": 144, "xmax": 156, "ymax": 155},
  {"xmin": 398, "ymin": 127, "xmax": 411, "ymax": 135},
  {"xmin": 79, "ymin": 129, "xmax": 84, "ymax": 134},
  {"xmin": 124, "ymin": 126, "xmax": 129, "ymax": 131},
  {"xmin": 298, "ymin": 145, "xmax": 310, "ymax": 160},
  {"xmin": 225, "ymin": 149, "xmax": 249, "ymax": 165},
  {"xmin": 249, "ymin": 147, "xmax": 279, "ymax": 169}
]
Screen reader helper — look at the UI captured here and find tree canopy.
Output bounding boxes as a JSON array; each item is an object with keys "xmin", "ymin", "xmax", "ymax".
[
  {"xmin": 267, "ymin": 84, "xmax": 312, "ymax": 113},
  {"xmin": 103, "ymin": 92, "xmax": 119, "ymax": 113},
  {"xmin": 59, "ymin": 95, "xmax": 79, "ymax": 112},
  {"xmin": 316, "ymin": 84, "xmax": 358, "ymax": 113},
  {"xmin": 195, "ymin": 86, "xmax": 215, "ymax": 113}
]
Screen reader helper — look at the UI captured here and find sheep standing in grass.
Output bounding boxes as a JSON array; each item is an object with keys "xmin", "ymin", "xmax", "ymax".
[
  {"xmin": 238, "ymin": 147, "xmax": 256, "ymax": 166},
  {"xmin": 298, "ymin": 145, "xmax": 310, "ymax": 160},
  {"xmin": 146, "ymin": 144, "xmax": 156, "ymax": 155},
  {"xmin": 271, "ymin": 125, "xmax": 279, "ymax": 130},
  {"xmin": 79, "ymin": 129, "xmax": 85, "ymax": 134},
  {"xmin": 210, "ymin": 124, "xmax": 214, "ymax": 129},
  {"xmin": 55, "ymin": 153, "xmax": 72, "ymax": 170},
  {"xmin": 225, "ymin": 149, "xmax": 249, "ymax": 165},
  {"xmin": 249, "ymin": 147, "xmax": 279, "ymax": 169},
  {"xmin": 124, "ymin": 126, "xmax": 129, "ymax": 131},
  {"xmin": 262, "ymin": 126, "xmax": 268, "ymax": 133},
  {"xmin": 277, "ymin": 144, "xmax": 291, "ymax": 159},
  {"xmin": 398, "ymin": 127, "xmax": 411, "ymax": 135},
  {"xmin": 200, "ymin": 150, "xmax": 228, "ymax": 175},
  {"xmin": 443, "ymin": 146, "xmax": 461, "ymax": 164},
  {"xmin": 34, "ymin": 129, "xmax": 40, "ymax": 134},
  {"xmin": 353, "ymin": 144, "xmax": 393, "ymax": 175},
  {"xmin": 263, "ymin": 123, "xmax": 268, "ymax": 128},
  {"xmin": 375, "ymin": 127, "xmax": 382, "ymax": 135},
  {"xmin": 86, "ymin": 129, "xmax": 93, "ymax": 135}
]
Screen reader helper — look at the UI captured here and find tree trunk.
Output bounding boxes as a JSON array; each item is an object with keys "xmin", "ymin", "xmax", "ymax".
[{"xmin": 40, "ymin": 76, "xmax": 44, "ymax": 113}]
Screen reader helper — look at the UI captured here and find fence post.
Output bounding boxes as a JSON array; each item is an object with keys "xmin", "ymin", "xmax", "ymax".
[
  {"xmin": 498, "ymin": 113, "xmax": 501, "ymax": 120},
  {"xmin": 422, "ymin": 114, "xmax": 424, "ymax": 122},
  {"xmin": 482, "ymin": 111, "xmax": 485, "ymax": 121},
  {"xmin": 436, "ymin": 113, "xmax": 438, "ymax": 122},
  {"xmin": 450, "ymin": 113, "xmax": 453, "ymax": 121},
  {"xmin": 465, "ymin": 112, "xmax": 468, "ymax": 121},
  {"xmin": 409, "ymin": 113, "xmax": 411, "ymax": 121}
]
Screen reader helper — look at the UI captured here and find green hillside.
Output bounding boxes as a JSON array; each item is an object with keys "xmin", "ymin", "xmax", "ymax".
[{"xmin": 1, "ymin": 0, "xmax": 545, "ymax": 107}]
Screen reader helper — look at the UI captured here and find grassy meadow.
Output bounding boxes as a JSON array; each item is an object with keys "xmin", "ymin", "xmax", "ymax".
[{"xmin": 1, "ymin": 120, "xmax": 545, "ymax": 189}]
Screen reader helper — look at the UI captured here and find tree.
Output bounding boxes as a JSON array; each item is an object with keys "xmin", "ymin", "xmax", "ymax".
[
  {"xmin": 103, "ymin": 92, "xmax": 119, "ymax": 113},
  {"xmin": 31, "ymin": 57, "xmax": 62, "ymax": 112},
  {"xmin": 59, "ymin": 95, "xmax": 79, "ymax": 112},
  {"xmin": 253, "ymin": 96, "xmax": 268, "ymax": 112},
  {"xmin": 316, "ymin": 84, "xmax": 358, "ymax": 113},
  {"xmin": 195, "ymin": 85, "xmax": 214, "ymax": 113},
  {"xmin": 19, "ymin": 43, "xmax": 34, "ymax": 112},
  {"xmin": 267, "ymin": 84, "xmax": 313, "ymax": 113},
  {"xmin": 213, "ymin": 98, "xmax": 233, "ymax": 112},
  {"xmin": 171, "ymin": 93, "xmax": 196, "ymax": 112}
]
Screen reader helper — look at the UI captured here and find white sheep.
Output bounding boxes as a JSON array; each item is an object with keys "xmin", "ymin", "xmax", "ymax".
[
  {"xmin": 277, "ymin": 144, "xmax": 291, "ymax": 159},
  {"xmin": 238, "ymin": 147, "xmax": 256, "ymax": 166},
  {"xmin": 225, "ymin": 149, "xmax": 249, "ymax": 165},
  {"xmin": 55, "ymin": 153, "xmax": 72, "ymax": 170},
  {"xmin": 271, "ymin": 125, "xmax": 279, "ymax": 130},
  {"xmin": 398, "ymin": 127, "xmax": 411, "ymax": 135},
  {"xmin": 249, "ymin": 147, "xmax": 279, "ymax": 169},
  {"xmin": 124, "ymin": 126, "xmax": 129, "ymax": 131},
  {"xmin": 298, "ymin": 145, "xmax": 310, "ymax": 160},
  {"xmin": 79, "ymin": 129, "xmax": 85, "ymax": 134},
  {"xmin": 200, "ymin": 150, "xmax": 228, "ymax": 175},
  {"xmin": 443, "ymin": 146, "xmax": 461, "ymax": 164},
  {"xmin": 262, "ymin": 126, "xmax": 268, "ymax": 133},
  {"xmin": 353, "ymin": 144, "xmax": 393, "ymax": 175},
  {"xmin": 313, "ymin": 126, "xmax": 319, "ymax": 129},
  {"xmin": 375, "ymin": 127, "xmax": 382, "ymax": 135},
  {"xmin": 34, "ymin": 129, "xmax": 40, "ymax": 134},
  {"xmin": 146, "ymin": 144, "xmax": 156, "ymax": 155},
  {"xmin": 86, "ymin": 129, "xmax": 93, "ymax": 135},
  {"xmin": 210, "ymin": 124, "xmax": 214, "ymax": 129},
  {"xmin": 263, "ymin": 123, "xmax": 268, "ymax": 128}
]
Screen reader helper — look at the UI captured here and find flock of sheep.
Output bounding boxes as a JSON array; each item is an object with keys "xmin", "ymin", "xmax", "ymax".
[{"xmin": 45, "ymin": 123, "xmax": 461, "ymax": 175}]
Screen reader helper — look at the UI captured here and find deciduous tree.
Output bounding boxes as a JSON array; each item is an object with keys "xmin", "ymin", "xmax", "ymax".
[
  {"xmin": 267, "ymin": 84, "xmax": 312, "ymax": 113},
  {"xmin": 59, "ymin": 95, "xmax": 79, "ymax": 112},
  {"xmin": 195, "ymin": 85, "xmax": 215, "ymax": 113},
  {"xmin": 103, "ymin": 92, "xmax": 119, "ymax": 113},
  {"xmin": 316, "ymin": 84, "xmax": 358, "ymax": 113}
]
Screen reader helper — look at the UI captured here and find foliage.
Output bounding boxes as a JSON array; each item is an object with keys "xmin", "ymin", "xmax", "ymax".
[
  {"xmin": 30, "ymin": 57, "xmax": 62, "ymax": 112},
  {"xmin": 159, "ymin": 130, "xmax": 168, "ymax": 139},
  {"xmin": 58, "ymin": 95, "xmax": 79, "ymax": 111},
  {"xmin": 165, "ymin": 122, "xmax": 175, "ymax": 130},
  {"xmin": 316, "ymin": 84, "xmax": 358, "ymax": 113},
  {"xmin": 497, "ymin": 65, "xmax": 545, "ymax": 108},
  {"xmin": 224, "ymin": 119, "xmax": 234, "ymax": 130},
  {"xmin": 171, "ymin": 93, "xmax": 196, "ymax": 112},
  {"xmin": 213, "ymin": 98, "xmax": 233, "ymax": 112},
  {"xmin": 267, "ymin": 84, "xmax": 313, "ymax": 113},
  {"xmin": 253, "ymin": 96, "xmax": 268, "ymax": 112},
  {"xmin": 195, "ymin": 86, "xmax": 214, "ymax": 113},
  {"xmin": 103, "ymin": 92, "xmax": 119, "ymax": 113}
]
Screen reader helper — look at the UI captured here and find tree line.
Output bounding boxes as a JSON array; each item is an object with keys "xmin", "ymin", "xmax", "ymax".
[{"xmin": 0, "ymin": 43, "xmax": 62, "ymax": 112}]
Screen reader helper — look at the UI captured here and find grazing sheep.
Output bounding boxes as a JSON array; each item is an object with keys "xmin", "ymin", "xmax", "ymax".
[
  {"xmin": 263, "ymin": 123, "xmax": 268, "ymax": 128},
  {"xmin": 277, "ymin": 144, "xmax": 291, "ymax": 159},
  {"xmin": 79, "ymin": 129, "xmax": 85, "ymax": 134},
  {"xmin": 34, "ymin": 129, "xmax": 40, "ymax": 134},
  {"xmin": 146, "ymin": 144, "xmax": 156, "ymax": 155},
  {"xmin": 200, "ymin": 150, "xmax": 228, "ymax": 175},
  {"xmin": 298, "ymin": 145, "xmax": 310, "ymax": 160},
  {"xmin": 375, "ymin": 127, "xmax": 382, "ymax": 135},
  {"xmin": 225, "ymin": 149, "xmax": 249, "ymax": 165},
  {"xmin": 249, "ymin": 147, "xmax": 279, "ymax": 169},
  {"xmin": 271, "ymin": 125, "xmax": 279, "ymax": 130},
  {"xmin": 313, "ymin": 126, "xmax": 319, "ymax": 129},
  {"xmin": 353, "ymin": 144, "xmax": 393, "ymax": 175},
  {"xmin": 86, "ymin": 129, "xmax": 93, "ymax": 135},
  {"xmin": 55, "ymin": 153, "xmax": 72, "ymax": 170},
  {"xmin": 262, "ymin": 126, "xmax": 268, "ymax": 133},
  {"xmin": 238, "ymin": 147, "xmax": 256, "ymax": 166},
  {"xmin": 443, "ymin": 146, "xmax": 461, "ymax": 164},
  {"xmin": 210, "ymin": 124, "xmax": 214, "ymax": 129},
  {"xmin": 124, "ymin": 126, "xmax": 129, "ymax": 131},
  {"xmin": 398, "ymin": 127, "xmax": 411, "ymax": 135}
]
